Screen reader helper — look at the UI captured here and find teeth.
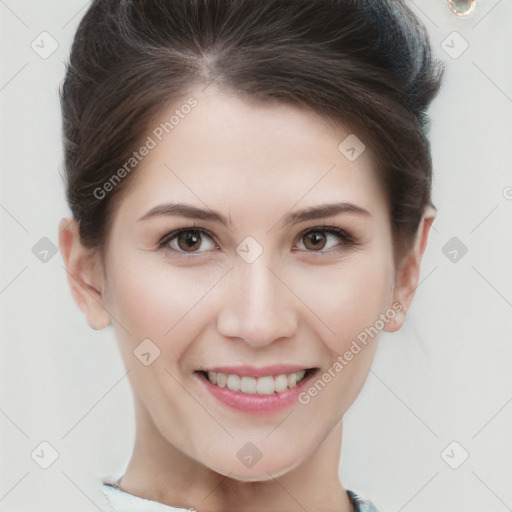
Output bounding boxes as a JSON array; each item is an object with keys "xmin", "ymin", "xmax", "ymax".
[
  {"xmin": 226, "ymin": 374, "xmax": 241, "ymax": 392},
  {"xmin": 274, "ymin": 374, "xmax": 288, "ymax": 393},
  {"xmin": 216, "ymin": 372, "xmax": 227, "ymax": 388},
  {"xmin": 240, "ymin": 376, "xmax": 257, "ymax": 394},
  {"xmin": 256, "ymin": 376, "xmax": 275, "ymax": 395},
  {"xmin": 205, "ymin": 370, "xmax": 308, "ymax": 394}
]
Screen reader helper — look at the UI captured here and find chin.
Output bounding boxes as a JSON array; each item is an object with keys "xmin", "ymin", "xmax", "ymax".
[{"xmin": 203, "ymin": 447, "xmax": 307, "ymax": 482}]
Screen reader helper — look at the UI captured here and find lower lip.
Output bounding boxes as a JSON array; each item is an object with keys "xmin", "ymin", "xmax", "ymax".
[{"xmin": 196, "ymin": 371, "xmax": 316, "ymax": 414}]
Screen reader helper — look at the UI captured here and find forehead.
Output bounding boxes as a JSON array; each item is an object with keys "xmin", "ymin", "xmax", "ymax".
[{"xmin": 113, "ymin": 86, "xmax": 389, "ymax": 228}]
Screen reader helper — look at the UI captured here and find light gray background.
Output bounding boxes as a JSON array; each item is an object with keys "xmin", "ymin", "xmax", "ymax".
[{"xmin": 1, "ymin": 1, "xmax": 511, "ymax": 511}]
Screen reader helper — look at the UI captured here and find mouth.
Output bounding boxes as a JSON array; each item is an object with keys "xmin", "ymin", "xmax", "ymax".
[
  {"xmin": 194, "ymin": 366, "xmax": 318, "ymax": 413},
  {"xmin": 197, "ymin": 369, "xmax": 311, "ymax": 394}
]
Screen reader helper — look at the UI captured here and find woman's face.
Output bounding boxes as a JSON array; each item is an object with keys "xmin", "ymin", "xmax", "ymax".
[{"xmin": 95, "ymin": 87, "xmax": 401, "ymax": 480}]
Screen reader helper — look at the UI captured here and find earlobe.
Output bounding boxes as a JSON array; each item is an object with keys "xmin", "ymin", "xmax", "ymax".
[
  {"xmin": 383, "ymin": 305, "xmax": 406, "ymax": 333},
  {"xmin": 383, "ymin": 208, "xmax": 436, "ymax": 333},
  {"xmin": 382, "ymin": 254, "xmax": 417, "ymax": 333},
  {"xmin": 58, "ymin": 217, "xmax": 111, "ymax": 330}
]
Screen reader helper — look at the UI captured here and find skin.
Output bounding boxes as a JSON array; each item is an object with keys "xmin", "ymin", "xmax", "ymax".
[{"xmin": 59, "ymin": 85, "xmax": 434, "ymax": 512}]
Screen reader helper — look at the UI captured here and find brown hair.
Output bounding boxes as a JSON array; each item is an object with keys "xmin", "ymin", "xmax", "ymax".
[{"xmin": 60, "ymin": 0, "xmax": 443, "ymax": 261}]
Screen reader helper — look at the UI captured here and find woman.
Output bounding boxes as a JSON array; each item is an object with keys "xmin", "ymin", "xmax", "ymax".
[{"xmin": 58, "ymin": 0, "xmax": 443, "ymax": 510}]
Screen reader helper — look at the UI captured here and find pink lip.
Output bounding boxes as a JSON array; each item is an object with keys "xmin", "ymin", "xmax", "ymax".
[
  {"xmin": 198, "ymin": 364, "xmax": 310, "ymax": 378},
  {"xmin": 195, "ymin": 369, "xmax": 316, "ymax": 414}
]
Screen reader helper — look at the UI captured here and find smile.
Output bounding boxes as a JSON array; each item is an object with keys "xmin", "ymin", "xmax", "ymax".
[
  {"xmin": 195, "ymin": 366, "xmax": 318, "ymax": 413},
  {"xmin": 203, "ymin": 370, "xmax": 307, "ymax": 395}
]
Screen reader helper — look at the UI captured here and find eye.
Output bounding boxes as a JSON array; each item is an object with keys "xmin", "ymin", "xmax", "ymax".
[
  {"xmin": 157, "ymin": 225, "xmax": 357, "ymax": 258},
  {"xmin": 158, "ymin": 228, "xmax": 217, "ymax": 256},
  {"xmin": 296, "ymin": 227, "xmax": 356, "ymax": 253}
]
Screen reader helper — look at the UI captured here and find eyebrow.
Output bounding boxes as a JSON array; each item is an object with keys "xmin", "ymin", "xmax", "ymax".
[{"xmin": 137, "ymin": 202, "xmax": 371, "ymax": 226}]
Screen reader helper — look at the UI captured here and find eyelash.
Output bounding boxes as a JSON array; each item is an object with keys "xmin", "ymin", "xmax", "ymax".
[{"xmin": 157, "ymin": 224, "xmax": 359, "ymax": 259}]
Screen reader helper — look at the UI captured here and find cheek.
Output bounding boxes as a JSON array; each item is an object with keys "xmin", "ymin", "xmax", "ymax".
[
  {"xmin": 293, "ymin": 251, "xmax": 394, "ymax": 414},
  {"xmin": 293, "ymin": 250, "xmax": 394, "ymax": 353},
  {"xmin": 104, "ymin": 255, "xmax": 219, "ymax": 415},
  {"xmin": 106, "ymin": 253, "xmax": 219, "ymax": 341}
]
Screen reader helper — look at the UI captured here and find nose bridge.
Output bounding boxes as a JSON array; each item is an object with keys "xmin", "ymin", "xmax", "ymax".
[{"xmin": 217, "ymin": 253, "xmax": 296, "ymax": 346}]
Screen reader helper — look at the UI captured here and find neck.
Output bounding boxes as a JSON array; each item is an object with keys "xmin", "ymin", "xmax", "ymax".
[{"xmin": 119, "ymin": 398, "xmax": 353, "ymax": 512}]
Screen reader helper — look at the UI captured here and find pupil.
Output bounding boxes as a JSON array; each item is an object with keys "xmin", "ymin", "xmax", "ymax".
[
  {"xmin": 305, "ymin": 232, "xmax": 325, "ymax": 250},
  {"xmin": 179, "ymin": 230, "xmax": 201, "ymax": 251}
]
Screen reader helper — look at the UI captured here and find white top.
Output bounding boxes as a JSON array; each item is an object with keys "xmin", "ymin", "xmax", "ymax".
[
  {"xmin": 101, "ymin": 476, "xmax": 380, "ymax": 511},
  {"xmin": 102, "ymin": 478, "xmax": 195, "ymax": 511}
]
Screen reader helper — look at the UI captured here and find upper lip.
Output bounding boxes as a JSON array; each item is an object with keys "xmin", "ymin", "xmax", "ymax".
[{"xmin": 196, "ymin": 364, "xmax": 314, "ymax": 377}]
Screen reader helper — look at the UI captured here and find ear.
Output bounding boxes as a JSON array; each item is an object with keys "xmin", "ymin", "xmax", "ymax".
[
  {"xmin": 58, "ymin": 217, "xmax": 111, "ymax": 330},
  {"xmin": 384, "ymin": 207, "xmax": 436, "ymax": 333}
]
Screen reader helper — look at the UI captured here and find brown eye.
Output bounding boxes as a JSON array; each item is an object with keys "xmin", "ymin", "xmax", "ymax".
[
  {"xmin": 303, "ymin": 231, "xmax": 327, "ymax": 251},
  {"xmin": 177, "ymin": 230, "xmax": 202, "ymax": 252},
  {"xmin": 159, "ymin": 228, "xmax": 217, "ymax": 256},
  {"xmin": 297, "ymin": 227, "xmax": 355, "ymax": 253}
]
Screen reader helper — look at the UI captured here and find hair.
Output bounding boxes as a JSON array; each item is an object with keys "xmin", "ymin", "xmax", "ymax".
[{"xmin": 60, "ymin": 0, "xmax": 444, "ymax": 262}]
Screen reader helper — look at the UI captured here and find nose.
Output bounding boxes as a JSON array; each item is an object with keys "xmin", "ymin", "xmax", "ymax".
[{"xmin": 216, "ymin": 256, "xmax": 298, "ymax": 348}]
